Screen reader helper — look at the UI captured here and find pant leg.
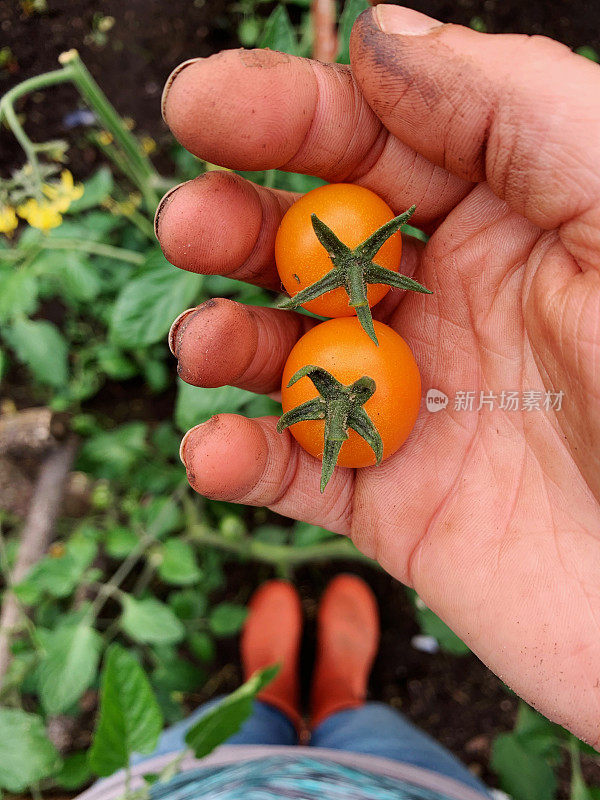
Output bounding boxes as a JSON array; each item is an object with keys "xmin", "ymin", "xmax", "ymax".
[
  {"xmin": 131, "ymin": 699, "xmax": 297, "ymax": 765},
  {"xmin": 310, "ymin": 702, "xmax": 490, "ymax": 796}
]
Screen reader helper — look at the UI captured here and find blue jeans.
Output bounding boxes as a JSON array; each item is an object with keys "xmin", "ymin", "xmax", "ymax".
[{"xmin": 136, "ymin": 700, "xmax": 489, "ymax": 795}]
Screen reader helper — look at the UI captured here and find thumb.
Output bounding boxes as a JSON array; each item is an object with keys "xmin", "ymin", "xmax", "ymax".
[{"xmin": 350, "ymin": 7, "xmax": 600, "ymax": 238}]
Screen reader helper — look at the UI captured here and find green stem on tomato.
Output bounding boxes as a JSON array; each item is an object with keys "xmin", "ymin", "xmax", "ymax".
[
  {"xmin": 277, "ymin": 364, "xmax": 383, "ymax": 492},
  {"xmin": 279, "ymin": 205, "xmax": 431, "ymax": 344}
]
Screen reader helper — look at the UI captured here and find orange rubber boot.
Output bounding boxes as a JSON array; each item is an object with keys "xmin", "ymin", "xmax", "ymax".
[
  {"xmin": 241, "ymin": 580, "xmax": 303, "ymax": 731},
  {"xmin": 310, "ymin": 574, "xmax": 379, "ymax": 729}
]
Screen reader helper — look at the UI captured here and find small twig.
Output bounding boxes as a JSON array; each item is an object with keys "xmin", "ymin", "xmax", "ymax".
[
  {"xmin": 0, "ymin": 436, "xmax": 78, "ymax": 688},
  {"xmin": 312, "ymin": 0, "xmax": 338, "ymax": 62},
  {"xmin": 0, "ymin": 407, "xmax": 69, "ymax": 457}
]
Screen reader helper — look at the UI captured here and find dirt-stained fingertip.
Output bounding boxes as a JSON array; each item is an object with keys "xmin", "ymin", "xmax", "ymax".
[{"xmin": 161, "ymin": 57, "xmax": 202, "ymax": 123}]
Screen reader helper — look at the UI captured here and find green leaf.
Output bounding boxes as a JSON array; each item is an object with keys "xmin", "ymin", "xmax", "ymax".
[
  {"xmin": 175, "ymin": 380, "xmax": 263, "ymax": 432},
  {"xmin": 158, "ymin": 539, "xmax": 202, "ymax": 585},
  {"xmin": 258, "ymin": 5, "xmax": 298, "ymax": 54},
  {"xmin": 0, "ymin": 708, "xmax": 61, "ymax": 791},
  {"xmin": 188, "ymin": 632, "xmax": 215, "ymax": 663},
  {"xmin": 120, "ymin": 595, "xmax": 185, "ymax": 645},
  {"xmin": 53, "ymin": 752, "xmax": 92, "ymax": 790},
  {"xmin": 88, "ymin": 644, "xmax": 163, "ymax": 777},
  {"xmin": 576, "ymin": 45, "xmax": 599, "ymax": 62},
  {"xmin": 152, "ymin": 655, "xmax": 203, "ymax": 693},
  {"xmin": 514, "ymin": 702, "xmax": 564, "ymax": 761},
  {"xmin": 57, "ymin": 251, "xmax": 103, "ymax": 302},
  {"xmin": 96, "ymin": 344, "xmax": 138, "ymax": 380},
  {"xmin": 37, "ymin": 621, "xmax": 102, "ymax": 714},
  {"xmin": 78, "ymin": 422, "xmax": 147, "ymax": 480},
  {"xmin": 67, "ymin": 167, "xmax": 114, "ymax": 213},
  {"xmin": 572, "ymin": 772, "xmax": 594, "ymax": 800},
  {"xmin": 138, "ymin": 495, "xmax": 182, "ymax": 539},
  {"xmin": 106, "ymin": 526, "xmax": 139, "ymax": 558},
  {"xmin": 14, "ymin": 553, "xmax": 83, "ymax": 603},
  {"xmin": 185, "ymin": 665, "xmax": 278, "ymax": 758},
  {"xmin": 0, "ymin": 347, "xmax": 7, "ymax": 381},
  {"xmin": 337, "ymin": 0, "xmax": 369, "ymax": 63},
  {"xmin": 491, "ymin": 732, "xmax": 557, "ymax": 800},
  {"xmin": 0, "ymin": 270, "xmax": 38, "ymax": 323},
  {"xmin": 5, "ymin": 317, "xmax": 68, "ymax": 387},
  {"xmin": 110, "ymin": 251, "xmax": 200, "ymax": 347},
  {"xmin": 169, "ymin": 588, "xmax": 208, "ymax": 620},
  {"xmin": 293, "ymin": 521, "xmax": 335, "ymax": 546},
  {"xmin": 152, "ymin": 422, "xmax": 181, "ymax": 459},
  {"xmin": 209, "ymin": 603, "xmax": 248, "ymax": 637}
]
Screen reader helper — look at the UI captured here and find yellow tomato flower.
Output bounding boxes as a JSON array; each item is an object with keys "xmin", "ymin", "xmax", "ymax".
[
  {"xmin": 42, "ymin": 169, "xmax": 84, "ymax": 213},
  {"xmin": 17, "ymin": 198, "xmax": 63, "ymax": 232},
  {"xmin": 98, "ymin": 130, "xmax": 113, "ymax": 146},
  {"xmin": 0, "ymin": 204, "xmax": 18, "ymax": 237},
  {"xmin": 141, "ymin": 135, "xmax": 156, "ymax": 155}
]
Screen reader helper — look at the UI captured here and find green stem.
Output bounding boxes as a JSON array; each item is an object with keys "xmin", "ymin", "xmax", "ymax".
[
  {"xmin": 0, "ymin": 52, "xmax": 162, "ymax": 211},
  {"xmin": 188, "ymin": 524, "xmax": 372, "ymax": 567},
  {"xmin": 0, "ymin": 67, "xmax": 74, "ymax": 190},
  {"xmin": 0, "ymin": 238, "xmax": 145, "ymax": 265},
  {"xmin": 63, "ymin": 52, "xmax": 159, "ymax": 209}
]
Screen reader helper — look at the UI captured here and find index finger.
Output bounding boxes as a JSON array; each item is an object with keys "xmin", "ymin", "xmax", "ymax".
[{"xmin": 161, "ymin": 49, "xmax": 470, "ymax": 221}]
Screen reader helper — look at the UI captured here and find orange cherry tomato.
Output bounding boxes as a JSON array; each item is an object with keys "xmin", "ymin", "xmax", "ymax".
[
  {"xmin": 281, "ymin": 318, "xmax": 421, "ymax": 468},
  {"xmin": 275, "ymin": 183, "xmax": 402, "ymax": 318}
]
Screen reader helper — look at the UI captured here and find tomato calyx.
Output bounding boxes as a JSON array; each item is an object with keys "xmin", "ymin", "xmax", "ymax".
[
  {"xmin": 276, "ymin": 364, "xmax": 383, "ymax": 492},
  {"xmin": 279, "ymin": 204, "xmax": 431, "ymax": 345}
]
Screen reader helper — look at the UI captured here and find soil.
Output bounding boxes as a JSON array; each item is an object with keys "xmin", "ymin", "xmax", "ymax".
[
  {"xmin": 3, "ymin": 1, "xmax": 600, "ymax": 797},
  {"xmin": 2, "ymin": 0, "xmax": 600, "ymax": 177}
]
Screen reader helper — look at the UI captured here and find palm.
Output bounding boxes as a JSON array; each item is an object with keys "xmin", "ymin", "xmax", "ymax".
[{"xmin": 358, "ymin": 185, "xmax": 600, "ymax": 738}]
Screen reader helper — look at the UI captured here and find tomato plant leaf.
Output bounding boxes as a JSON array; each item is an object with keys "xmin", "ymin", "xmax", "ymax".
[
  {"xmin": 258, "ymin": 5, "xmax": 298, "ymax": 55},
  {"xmin": 78, "ymin": 422, "xmax": 148, "ymax": 480},
  {"xmin": 208, "ymin": 603, "xmax": 248, "ymax": 637},
  {"xmin": 491, "ymin": 731, "xmax": 557, "ymax": 800},
  {"xmin": 88, "ymin": 644, "xmax": 163, "ymax": 777},
  {"xmin": 0, "ymin": 708, "xmax": 61, "ymax": 791},
  {"xmin": 0, "ymin": 269, "xmax": 38, "ymax": 324},
  {"xmin": 184, "ymin": 665, "xmax": 279, "ymax": 758},
  {"xmin": 105, "ymin": 526, "xmax": 139, "ymax": 558},
  {"xmin": 337, "ymin": 0, "xmax": 369, "ymax": 64},
  {"xmin": 53, "ymin": 752, "xmax": 92, "ymax": 790},
  {"xmin": 158, "ymin": 539, "xmax": 202, "ymax": 585},
  {"xmin": 67, "ymin": 167, "xmax": 114, "ymax": 213},
  {"xmin": 120, "ymin": 595, "xmax": 185, "ymax": 645},
  {"xmin": 5, "ymin": 317, "xmax": 69, "ymax": 388},
  {"xmin": 175, "ymin": 380, "xmax": 269, "ymax": 433},
  {"xmin": 37, "ymin": 621, "xmax": 102, "ymax": 715},
  {"xmin": 110, "ymin": 251, "xmax": 200, "ymax": 347}
]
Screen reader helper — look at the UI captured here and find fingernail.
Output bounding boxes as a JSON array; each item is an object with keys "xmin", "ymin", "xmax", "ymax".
[
  {"xmin": 168, "ymin": 307, "xmax": 197, "ymax": 356},
  {"xmin": 180, "ymin": 419, "xmax": 214, "ymax": 465},
  {"xmin": 161, "ymin": 57, "xmax": 201, "ymax": 121},
  {"xmin": 375, "ymin": 5, "xmax": 444, "ymax": 35},
  {"xmin": 154, "ymin": 181, "xmax": 187, "ymax": 240}
]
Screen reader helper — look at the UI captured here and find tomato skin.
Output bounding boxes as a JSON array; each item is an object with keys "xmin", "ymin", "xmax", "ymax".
[
  {"xmin": 281, "ymin": 318, "xmax": 421, "ymax": 468},
  {"xmin": 275, "ymin": 183, "xmax": 402, "ymax": 317}
]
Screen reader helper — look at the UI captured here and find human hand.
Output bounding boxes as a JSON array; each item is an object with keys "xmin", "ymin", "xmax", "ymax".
[{"xmin": 156, "ymin": 7, "xmax": 600, "ymax": 744}]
